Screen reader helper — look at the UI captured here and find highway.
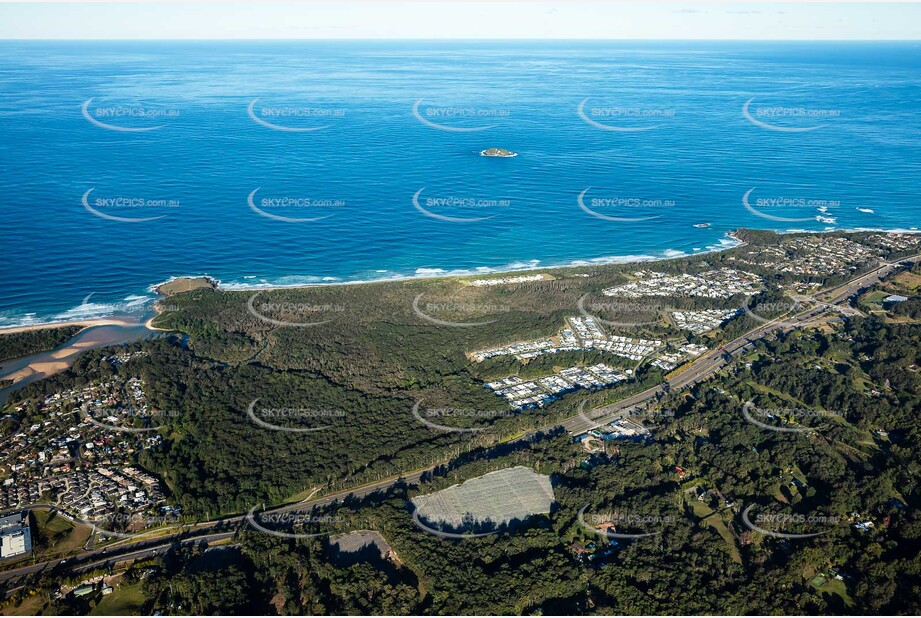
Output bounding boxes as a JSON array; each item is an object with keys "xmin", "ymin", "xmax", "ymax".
[
  {"xmin": 0, "ymin": 531, "xmax": 233, "ymax": 596},
  {"xmin": 567, "ymin": 254, "xmax": 917, "ymax": 434},
  {"xmin": 2, "ymin": 254, "xmax": 915, "ymax": 587}
]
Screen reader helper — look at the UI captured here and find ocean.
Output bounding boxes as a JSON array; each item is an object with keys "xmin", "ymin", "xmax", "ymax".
[{"xmin": 0, "ymin": 40, "xmax": 919, "ymax": 327}]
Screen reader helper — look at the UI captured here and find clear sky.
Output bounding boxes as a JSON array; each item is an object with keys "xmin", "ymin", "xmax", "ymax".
[{"xmin": 0, "ymin": 2, "xmax": 919, "ymax": 41}]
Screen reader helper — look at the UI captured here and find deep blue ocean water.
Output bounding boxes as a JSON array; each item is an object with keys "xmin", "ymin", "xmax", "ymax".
[{"xmin": 0, "ymin": 40, "xmax": 919, "ymax": 327}]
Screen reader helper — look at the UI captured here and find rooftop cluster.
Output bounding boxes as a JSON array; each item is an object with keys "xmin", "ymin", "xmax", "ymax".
[
  {"xmin": 603, "ymin": 269, "xmax": 762, "ymax": 299},
  {"xmin": 671, "ymin": 308, "xmax": 742, "ymax": 334},
  {"xmin": 0, "ymin": 375, "xmax": 170, "ymax": 527},
  {"xmin": 863, "ymin": 232, "xmax": 921, "ymax": 253},
  {"xmin": 728, "ymin": 236, "xmax": 883, "ymax": 276},
  {"xmin": 485, "ymin": 363, "xmax": 629, "ymax": 410},
  {"xmin": 651, "ymin": 343, "xmax": 708, "ymax": 372},
  {"xmin": 469, "ymin": 273, "xmax": 547, "ymax": 286},
  {"xmin": 470, "ymin": 316, "xmax": 664, "ymax": 363},
  {"xmin": 4, "ymin": 467, "xmax": 167, "ymax": 523},
  {"xmin": 589, "ymin": 417, "xmax": 650, "ymax": 442}
]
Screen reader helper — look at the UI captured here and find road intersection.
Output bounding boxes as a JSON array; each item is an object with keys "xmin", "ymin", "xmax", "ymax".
[{"xmin": 2, "ymin": 254, "xmax": 915, "ymax": 588}]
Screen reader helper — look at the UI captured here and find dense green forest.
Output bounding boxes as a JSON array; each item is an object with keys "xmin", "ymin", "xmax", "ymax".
[
  {"xmin": 0, "ymin": 325, "xmax": 82, "ymax": 363},
  {"xmin": 6, "ymin": 230, "xmax": 921, "ymax": 615},
  {"xmin": 124, "ymin": 315, "xmax": 919, "ymax": 615},
  {"xmin": 4, "ymin": 230, "xmax": 914, "ymax": 518}
]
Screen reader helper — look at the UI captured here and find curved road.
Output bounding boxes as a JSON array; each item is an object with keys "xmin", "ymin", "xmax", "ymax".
[{"xmin": 2, "ymin": 254, "xmax": 915, "ymax": 585}]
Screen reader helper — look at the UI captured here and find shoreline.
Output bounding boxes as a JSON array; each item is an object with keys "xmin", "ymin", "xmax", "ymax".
[
  {"xmin": 198, "ymin": 232, "xmax": 747, "ymax": 293},
  {"xmin": 166, "ymin": 228, "xmax": 921, "ymax": 296},
  {"xmin": 0, "ymin": 318, "xmax": 143, "ymax": 336},
  {"xmin": 5, "ymin": 242, "xmax": 738, "ymax": 334},
  {"xmin": 2, "ymin": 227, "xmax": 919, "ymax": 334},
  {"xmin": 196, "ymin": 227, "xmax": 921, "ymax": 294}
]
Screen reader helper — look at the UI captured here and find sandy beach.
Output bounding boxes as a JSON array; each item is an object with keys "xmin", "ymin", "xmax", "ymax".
[
  {"xmin": 213, "ymin": 232, "xmax": 749, "ymax": 295},
  {"xmin": 145, "ymin": 315, "xmax": 172, "ymax": 332},
  {"xmin": 0, "ymin": 317, "xmax": 165, "ymax": 395},
  {"xmin": 3, "ymin": 361, "xmax": 70, "ymax": 385},
  {"xmin": 0, "ymin": 318, "xmax": 141, "ymax": 336}
]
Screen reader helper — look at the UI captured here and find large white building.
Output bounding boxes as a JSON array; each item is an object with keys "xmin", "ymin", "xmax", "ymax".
[{"xmin": 0, "ymin": 512, "xmax": 32, "ymax": 559}]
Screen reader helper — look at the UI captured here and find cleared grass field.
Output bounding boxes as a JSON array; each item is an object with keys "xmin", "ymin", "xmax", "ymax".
[
  {"xmin": 688, "ymin": 497, "xmax": 741, "ymax": 564},
  {"xmin": 32, "ymin": 509, "xmax": 92, "ymax": 557},
  {"xmin": 806, "ymin": 567, "xmax": 854, "ymax": 607},
  {"xmin": 89, "ymin": 583, "xmax": 145, "ymax": 616},
  {"xmin": 815, "ymin": 577, "xmax": 853, "ymax": 607}
]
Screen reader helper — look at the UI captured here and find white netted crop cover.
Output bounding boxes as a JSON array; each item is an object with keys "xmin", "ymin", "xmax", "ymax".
[{"xmin": 412, "ymin": 466, "xmax": 554, "ymax": 528}]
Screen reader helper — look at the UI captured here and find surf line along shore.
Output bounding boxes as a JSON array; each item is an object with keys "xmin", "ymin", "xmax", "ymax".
[
  {"xmin": 0, "ymin": 231, "xmax": 746, "ymax": 354},
  {"xmin": 0, "ymin": 275, "xmax": 219, "ymax": 335},
  {"xmin": 0, "ymin": 293, "xmax": 189, "ymax": 401}
]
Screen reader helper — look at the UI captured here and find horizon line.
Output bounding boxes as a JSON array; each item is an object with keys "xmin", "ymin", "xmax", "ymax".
[{"xmin": 2, "ymin": 37, "xmax": 919, "ymax": 42}]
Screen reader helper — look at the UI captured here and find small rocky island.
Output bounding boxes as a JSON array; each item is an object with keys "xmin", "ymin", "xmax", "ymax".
[{"xmin": 480, "ymin": 148, "xmax": 518, "ymax": 158}]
